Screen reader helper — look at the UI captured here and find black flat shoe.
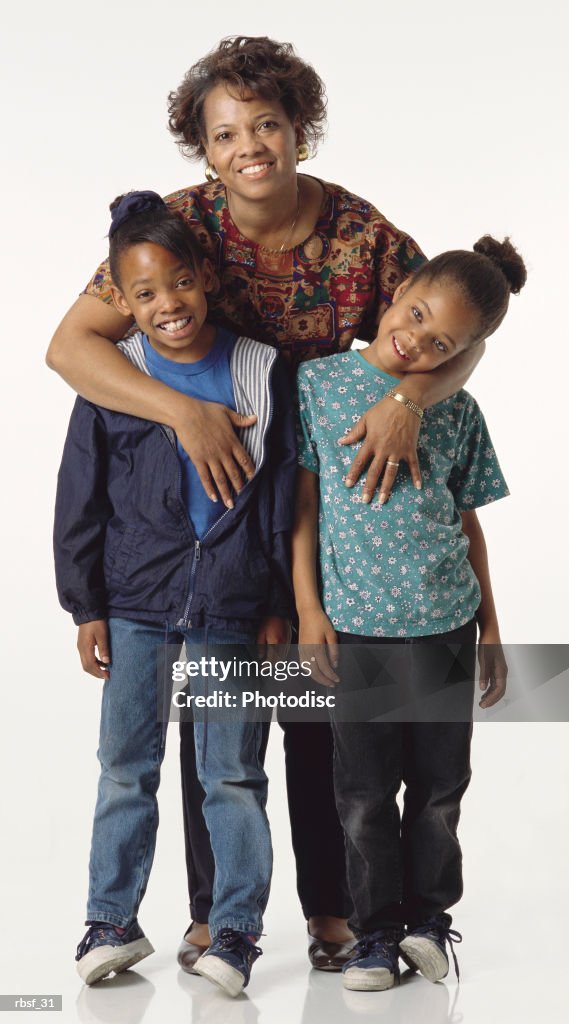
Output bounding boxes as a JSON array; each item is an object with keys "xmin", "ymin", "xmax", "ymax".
[
  {"xmin": 307, "ymin": 925, "xmax": 356, "ymax": 972},
  {"xmin": 177, "ymin": 923, "xmax": 209, "ymax": 975}
]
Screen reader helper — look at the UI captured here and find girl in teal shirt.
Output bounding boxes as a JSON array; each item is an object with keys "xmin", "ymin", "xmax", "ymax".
[{"xmin": 293, "ymin": 235, "xmax": 526, "ymax": 993}]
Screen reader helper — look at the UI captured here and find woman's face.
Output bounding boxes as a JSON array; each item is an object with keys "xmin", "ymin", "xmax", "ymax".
[{"xmin": 202, "ymin": 83, "xmax": 300, "ymax": 202}]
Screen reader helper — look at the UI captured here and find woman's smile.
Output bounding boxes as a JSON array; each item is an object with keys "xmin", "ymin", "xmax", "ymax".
[{"xmin": 238, "ymin": 161, "xmax": 275, "ymax": 177}]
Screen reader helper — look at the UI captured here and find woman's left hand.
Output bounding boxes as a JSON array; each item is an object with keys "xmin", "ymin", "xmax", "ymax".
[{"xmin": 339, "ymin": 396, "xmax": 422, "ymax": 504}]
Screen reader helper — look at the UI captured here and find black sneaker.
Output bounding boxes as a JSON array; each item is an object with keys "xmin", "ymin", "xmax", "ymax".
[
  {"xmin": 193, "ymin": 929, "xmax": 262, "ymax": 996},
  {"xmin": 75, "ymin": 920, "xmax": 154, "ymax": 985},
  {"xmin": 399, "ymin": 914, "xmax": 462, "ymax": 982},
  {"xmin": 341, "ymin": 929, "xmax": 402, "ymax": 991}
]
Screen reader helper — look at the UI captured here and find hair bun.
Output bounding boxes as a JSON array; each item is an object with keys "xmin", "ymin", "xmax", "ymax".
[
  {"xmin": 108, "ymin": 190, "xmax": 166, "ymax": 238},
  {"xmin": 473, "ymin": 235, "xmax": 527, "ymax": 295}
]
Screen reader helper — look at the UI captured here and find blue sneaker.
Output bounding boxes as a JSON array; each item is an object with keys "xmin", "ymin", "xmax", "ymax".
[
  {"xmin": 399, "ymin": 914, "xmax": 462, "ymax": 982},
  {"xmin": 75, "ymin": 920, "xmax": 154, "ymax": 985},
  {"xmin": 341, "ymin": 930, "xmax": 402, "ymax": 991},
  {"xmin": 193, "ymin": 929, "xmax": 262, "ymax": 996}
]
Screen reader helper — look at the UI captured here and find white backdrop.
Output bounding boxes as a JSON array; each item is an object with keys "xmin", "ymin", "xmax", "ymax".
[{"xmin": 1, "ymin": 2, "xmax": 568, "ymax": 1022}]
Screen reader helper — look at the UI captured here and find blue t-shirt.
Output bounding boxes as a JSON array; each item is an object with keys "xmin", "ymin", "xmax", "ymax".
[
  {"xmin": 142, "ymin": 328, "xmax": 236, "ymax": 539},
  {"xmin": 296, "ymin": 351, "xmax": 509, "ymax": 637}
]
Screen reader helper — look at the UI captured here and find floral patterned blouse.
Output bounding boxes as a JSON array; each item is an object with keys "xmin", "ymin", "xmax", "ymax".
[{"xmin": 85, "ymin": 178, "xmax": 424, "ymax": 370}]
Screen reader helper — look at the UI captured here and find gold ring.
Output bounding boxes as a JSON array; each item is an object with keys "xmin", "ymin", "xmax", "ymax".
[{"xmin": 386, "ymin": 460, "xmax": 400, "ymax": 468}]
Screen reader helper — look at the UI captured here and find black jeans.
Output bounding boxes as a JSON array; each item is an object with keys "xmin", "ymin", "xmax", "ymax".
[
  {"xmin": 180, "ymin": 719, "xmax": 351, "ymax": 923},
  {"xmin": 331, "ymin": 621, "xmax": 476, "ymax": 936}
]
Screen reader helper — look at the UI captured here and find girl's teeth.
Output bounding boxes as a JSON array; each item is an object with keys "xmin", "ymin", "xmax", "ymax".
[
  {"xmin": 241, "ymin": 163, "xmax": 271, "ymax": 174},
  {"xmin": 161, "ymin": 317, "xmax": 190, "ymax": 332},
  {"xmin": 394, "ymin": 338, "xmax": 408, "ymax": 358}
]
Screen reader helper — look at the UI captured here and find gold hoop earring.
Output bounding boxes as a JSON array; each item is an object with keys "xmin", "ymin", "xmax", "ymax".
[
  {"xmin": 296, "ymin": 143, "xmax": 309, "ymax": 163},
  {"xmin": 205, "ymin": 164, "xmax": 219, "ymax": 183}
]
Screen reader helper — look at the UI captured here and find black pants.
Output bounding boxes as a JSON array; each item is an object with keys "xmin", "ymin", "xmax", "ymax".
[
  {"xmin": 180, "ymin": 719, "xmax": 351, "ymax": 922},
  {"xmin": 331, "ymin": 622, "xmax": 476, "ymax": 936}
]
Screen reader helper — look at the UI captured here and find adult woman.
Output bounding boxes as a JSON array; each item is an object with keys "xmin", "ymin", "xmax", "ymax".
[{"xmin": 47, "ymin": 36, "xmax": 483, "ymax": 970}]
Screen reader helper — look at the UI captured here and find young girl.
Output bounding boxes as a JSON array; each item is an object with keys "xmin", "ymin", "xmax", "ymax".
[
  {"xmin": 54, "ymin": 192, "xmax": 296, "ymax": 994},
  {"xmin": 293, "ymin": 236, "xmax": 526, "ymax": 991}
]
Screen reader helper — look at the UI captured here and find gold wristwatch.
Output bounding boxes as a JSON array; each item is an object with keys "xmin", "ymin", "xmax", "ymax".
[{"xmin": 386, "ymin": 389, "xmax": 424, "ymax": 420}]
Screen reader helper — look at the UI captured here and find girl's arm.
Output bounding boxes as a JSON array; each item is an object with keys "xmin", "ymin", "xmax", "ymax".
[
  {"xmin": 47, "ymin": 295, "xmax": 257, "ymax": 507},
  {"xmin": 461, "ymin": 509, "xmax": 508, "ymax": 708},
  {"xmin": 292, "ymin": 467, "xmax": 339, "ymax": 686},
  {"xmin": 342, "ymin": 341, "xmax": 486, "ymax": 504}
]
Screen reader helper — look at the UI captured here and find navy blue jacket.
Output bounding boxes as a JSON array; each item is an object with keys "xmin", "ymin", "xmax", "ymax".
[{"xmin": 54, "ymin": 334, "xmax": 297, "ymax": 631}]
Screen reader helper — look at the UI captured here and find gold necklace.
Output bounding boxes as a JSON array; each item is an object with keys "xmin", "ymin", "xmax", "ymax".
[
  {"xmin": 278, "ymin": 187, "xmax": 301, "ymax": 252},
  {"xmin": 227, "ymin": 186, "xmax": 301, "ymax": 252}
]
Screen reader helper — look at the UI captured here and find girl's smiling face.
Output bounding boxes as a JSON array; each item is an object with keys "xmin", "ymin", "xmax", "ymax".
[
  {"xmin": 365, "ymin": 277, "xmax": 482, "ymax": 378},
  {"xmin": 111, "ymin": 243, "xmax": 215, "ymax": 362},
  {"xmin": 202, "ymin": 83, "xmax": 300, "ymax": 202}
]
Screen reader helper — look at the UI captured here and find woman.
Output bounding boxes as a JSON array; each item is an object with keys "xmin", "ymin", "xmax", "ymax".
[{"xmin": 47, "ymin": 35, "xmax": 483, "ymax": 970}]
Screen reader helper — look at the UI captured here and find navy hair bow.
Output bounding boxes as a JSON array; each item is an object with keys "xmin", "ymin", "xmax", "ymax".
[{"xmin": 109, "ymin": 190, "xmax": 166, "ymax": 238}]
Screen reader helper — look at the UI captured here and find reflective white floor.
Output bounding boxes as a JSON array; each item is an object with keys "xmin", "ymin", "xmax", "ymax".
[{"xmin": 1, "ymin": 725, "xmax": 567, "ymax": 1023}]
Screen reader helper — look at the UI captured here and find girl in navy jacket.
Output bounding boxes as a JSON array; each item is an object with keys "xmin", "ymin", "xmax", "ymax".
[{"xmin": 54, "ymin": 193, "xmax": 296, "ymax": 995}]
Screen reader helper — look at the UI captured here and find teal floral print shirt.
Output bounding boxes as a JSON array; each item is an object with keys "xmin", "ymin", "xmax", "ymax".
[{"xmin": 296, "ymin": 351, "xmax": 509, "ymax": 637}]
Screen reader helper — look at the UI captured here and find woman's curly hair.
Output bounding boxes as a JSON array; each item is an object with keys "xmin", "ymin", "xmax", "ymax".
[{"xmin": 167, "ymin": 36, "xmax": 327, "ymax": 161}]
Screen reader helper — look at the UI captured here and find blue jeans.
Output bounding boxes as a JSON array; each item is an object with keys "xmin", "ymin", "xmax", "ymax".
[{"xmin": 87, "ymin": 617, "xmax": 272, "ymax": 937}]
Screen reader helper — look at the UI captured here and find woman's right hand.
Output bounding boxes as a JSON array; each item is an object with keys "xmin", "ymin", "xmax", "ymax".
[
  {"xmin": 298, "ymin": 607, "xmax": 339, "ymax": 687},
  {"xmin": 174, "ymin": 398, "xmax": 257, "ymax": 507}
]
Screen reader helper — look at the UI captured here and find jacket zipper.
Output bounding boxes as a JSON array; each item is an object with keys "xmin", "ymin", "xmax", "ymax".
[
  {"xmin": 160, "ymin": 426, "xmax": 200, "ymax": 628},
  {"xmin": 181, "ymin": 539, "xmax": 201, "ymax": 626},
  {"xmin": 181, "ymin": 508, "xmax": 232, "ymax": 626},
  {"xmin": 161, "ymin": 427, "xmax": 234, "ymax": 627},
  {"xmin": 159, "ymin": 346, "xmax": 278, "ymax": 627}
]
